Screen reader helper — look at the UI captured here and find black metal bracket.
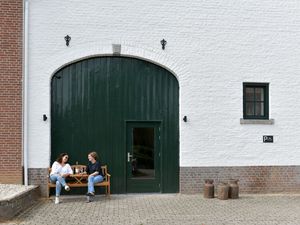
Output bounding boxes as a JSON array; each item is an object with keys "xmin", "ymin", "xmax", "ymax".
[
  {"xmin": 53, "ymin": 74, "xmax": 61, "ymax": 79},
  {"xmin": 64, "ymin": 35, "xmax": 71, "ymax": 46},
  {"xmin": 43, "ymin": 114, "xmax": 47, "ymax": 121},
  {"xmin": 183, "ymin": 116, "xmax": 187, "ymax": 122},
  {"xmin": 160, "ymin": 39, "xmax": 167, "ymax": 50}
]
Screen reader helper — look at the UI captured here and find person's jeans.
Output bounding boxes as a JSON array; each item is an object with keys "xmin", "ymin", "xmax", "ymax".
[
  {"xmin": 88, "ymin": 175, "xmax": 104, "ymax": 193},
  {"xmin": 50, "ymin": 174, "xmax": 67, "ymax": 197}
]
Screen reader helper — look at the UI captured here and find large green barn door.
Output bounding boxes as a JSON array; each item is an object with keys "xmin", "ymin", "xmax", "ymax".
[{"xmin": 51, "ymin": 57, "xmax": 179, "ymax": 194}]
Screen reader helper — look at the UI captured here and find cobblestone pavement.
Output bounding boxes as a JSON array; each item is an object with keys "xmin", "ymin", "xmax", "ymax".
[{"xmin": 2, "ymin": 194, "xmax": 300, "ymax": 225}]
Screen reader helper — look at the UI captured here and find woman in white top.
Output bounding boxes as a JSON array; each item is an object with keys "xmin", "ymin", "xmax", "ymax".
[{"xmin": 50, "ymin": 153, "xmax": 73, "ymax": 204}]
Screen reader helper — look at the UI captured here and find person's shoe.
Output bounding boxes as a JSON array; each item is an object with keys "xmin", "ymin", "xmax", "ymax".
[
  {"xmin": 86, "ymin": 196, "xmax": 91, "ymax": 203},
  {"xmin": 55, "ymin": 197, "xmax": 59, "ymax": 204},
  {"xmin": 64, "ymin": 185, "xmax": 70, "ymax": 191},
  {"xmin": 86, "ymin": 192, "xmax": 95, "ymax": 196}
]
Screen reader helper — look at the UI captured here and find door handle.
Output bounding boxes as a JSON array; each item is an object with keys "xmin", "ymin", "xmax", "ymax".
[{"xmin": 127, "ymin": 152, "xmax": 133, "ymax": 162}]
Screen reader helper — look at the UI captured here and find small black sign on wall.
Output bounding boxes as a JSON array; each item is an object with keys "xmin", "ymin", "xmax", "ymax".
[{"xmin": 263, "ymin": 135, "xmax": 273, "ymax": 143}]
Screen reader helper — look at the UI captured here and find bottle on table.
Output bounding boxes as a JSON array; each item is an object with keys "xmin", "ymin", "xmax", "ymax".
[{"xmin": 75, "ymin": 161, "xmax": 79, "ymax": 174}]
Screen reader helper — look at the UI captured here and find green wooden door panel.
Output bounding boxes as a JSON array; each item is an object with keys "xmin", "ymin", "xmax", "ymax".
[
  {"xmin": 51, "ymin": 57, "xmax": 179, "ymax": 193},
  {"xmin": 126, "ymin": 122, "xmax": 161, "ymax": 193}
]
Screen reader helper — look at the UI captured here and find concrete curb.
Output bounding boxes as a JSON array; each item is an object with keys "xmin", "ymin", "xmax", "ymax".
[{"xmin": 0, "ymin": 185, "xmax": 39, "ymax": 220}]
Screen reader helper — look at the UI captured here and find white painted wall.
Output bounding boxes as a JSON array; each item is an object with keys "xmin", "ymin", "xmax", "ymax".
[{"xmin": 27, "ymin": 0, "xmax": 300, "ymax": 168}]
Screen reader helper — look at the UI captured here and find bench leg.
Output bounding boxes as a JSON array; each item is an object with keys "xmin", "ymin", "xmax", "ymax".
[{"xmin": 106, "ymin": 185, "xmax": 110, "ymax": 198}]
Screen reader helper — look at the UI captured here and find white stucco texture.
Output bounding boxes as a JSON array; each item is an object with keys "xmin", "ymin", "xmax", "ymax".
[{"xmin": 27, "ymin": 0, "xmax": 300, "ymax": 167}]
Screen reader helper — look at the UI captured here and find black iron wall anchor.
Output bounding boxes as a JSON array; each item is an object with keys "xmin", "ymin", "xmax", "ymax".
[
  {"xmin": 53, "ymin": 74, "xmax": 61, "ymax": 79},
  {"xmin": 183, "ymin": 116, "xmax": 187, "ymax": 122},
  {"xmin": 43, "ymin": 114, "xmax": 47, "ymax": 121},
  {"xmin": 64, "ymin": 35, "xmax": 71, "ymax": 46},
  {"xmin": 160, "ymin": 39, "xmax": 167, "ymax": 50}
]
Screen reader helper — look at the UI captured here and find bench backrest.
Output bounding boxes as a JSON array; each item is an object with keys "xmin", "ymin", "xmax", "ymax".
[
  {"xmin": 49, "ymin": 164, "xmax": 108, "ymax": 177},
  {"xmin": 71, "ymin": 165, "xmax": 107, "ymax": 175},
  {"xmin": 71, "ymin": 164, "xmax": 86, "ymax": 173}
]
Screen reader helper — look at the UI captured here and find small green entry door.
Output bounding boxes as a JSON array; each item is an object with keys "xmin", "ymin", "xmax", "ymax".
[{"xmin": 126, "ymin": 122, "xmax": 161, "ymax": 192}]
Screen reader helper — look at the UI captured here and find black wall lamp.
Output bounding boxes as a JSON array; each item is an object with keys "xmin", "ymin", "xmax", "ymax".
[
  {"xmin": 43, "ymin": 114, "xmax": 47, "ymax": 121},
  {"xmin": 64, "ymin": 35, "xmax": 71, "ymax": 46},
  {"xmin": 160, "ymin": 39, "xmax": 167, "ymax": 50},
  {"xmin": 183, "ymin": 116, "xmax": 187, "ymax": 122}
]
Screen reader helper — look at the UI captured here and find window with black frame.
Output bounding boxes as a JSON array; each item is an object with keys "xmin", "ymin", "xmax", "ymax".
[{"xmin": 243, "ymin": 83, "xmax": 269, "ymax": 119}]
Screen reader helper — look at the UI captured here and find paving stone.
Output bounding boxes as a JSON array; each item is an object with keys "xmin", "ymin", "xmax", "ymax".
[{"xmin": 1, "ymin": 194, "xmax": 300, "ymax": 225}]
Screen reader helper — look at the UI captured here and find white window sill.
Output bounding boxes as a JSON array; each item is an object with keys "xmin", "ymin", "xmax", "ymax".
[{"xmin": 240, "ymin": 118, "xmax": 274, "ymax": 125}]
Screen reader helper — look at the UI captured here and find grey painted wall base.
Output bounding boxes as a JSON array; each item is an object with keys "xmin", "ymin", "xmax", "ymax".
[
  {"xmin": 180, "ymin": 166, "xmax": 300, "ymax": 194},
  {"xmin": 28, "ymin": 168, "xmax": 48, "ymax": 197},
  {"xmin": 0, "ymin": 186, "xmax": 39, "ymax": 220}
]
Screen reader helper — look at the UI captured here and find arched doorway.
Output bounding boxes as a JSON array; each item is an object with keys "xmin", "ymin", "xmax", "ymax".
[{"xmin": 51, "ymin": 57, "xmax": 179, "ymax": 193}]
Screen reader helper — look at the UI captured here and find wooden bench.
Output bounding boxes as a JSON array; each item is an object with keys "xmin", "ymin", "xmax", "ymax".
[{"xmin": 48, "ymin": 164, "xmax": 111, "ymax": 198}]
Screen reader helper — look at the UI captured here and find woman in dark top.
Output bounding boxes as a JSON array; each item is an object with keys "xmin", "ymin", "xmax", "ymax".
[{"xmin": 86, "ymin": 151, "xmax": 104, "ymax": 198}]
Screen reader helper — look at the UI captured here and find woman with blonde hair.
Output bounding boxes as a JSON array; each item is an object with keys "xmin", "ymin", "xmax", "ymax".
[{"xmin": 86, "ymin": 151, "xmax": 104, "ymax": 200}]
